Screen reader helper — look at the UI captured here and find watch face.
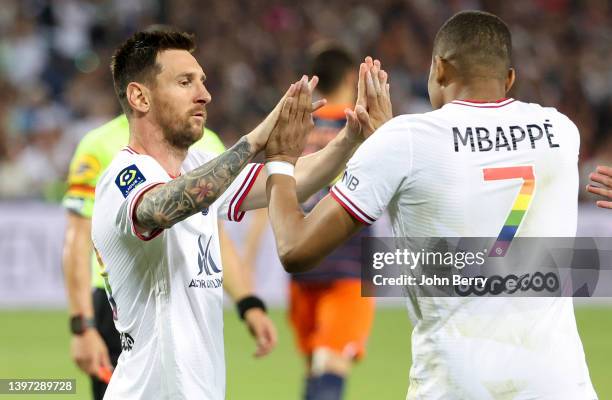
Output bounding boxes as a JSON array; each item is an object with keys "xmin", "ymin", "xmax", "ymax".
[{"xmin": 70, "ymin": 316, "xmax": 86, "ymax": 335}]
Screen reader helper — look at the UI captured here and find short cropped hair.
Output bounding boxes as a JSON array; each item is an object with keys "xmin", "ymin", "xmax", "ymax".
[
  {"xmin": 309, "ymin": 44, "xmax": 356, "ymax": 95},
  {"xmin": 433, "ymin": 10, "xmax": 512, "ymax": 79},
  {"xmin": 111, "ymin": 31, "xmax": 196, "ymax": 114}
]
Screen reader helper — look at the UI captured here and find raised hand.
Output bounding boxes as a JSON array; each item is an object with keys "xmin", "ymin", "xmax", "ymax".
[
  {"xmin": 249, "ymin": 78, "xmax": 326, "ymax": 152},
  {"xmin": 345, "ymin": 56, "xmax": 393, "ymax": 141},
  {"xmin": 265, "ymin": 75, "xmax": 322, "ymax": 165},
  {"xmin": 247, "ymin": 84, "xmax": 295, "ymax": 151},
  {"xmin": 587, "ymin": 165, "xmax": 612, "ymax": 209}
]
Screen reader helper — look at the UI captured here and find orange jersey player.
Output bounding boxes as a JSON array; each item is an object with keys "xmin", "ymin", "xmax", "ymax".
[{"xmin": 290, "ymin": 44, "xmax": 375, "ymax": 400}]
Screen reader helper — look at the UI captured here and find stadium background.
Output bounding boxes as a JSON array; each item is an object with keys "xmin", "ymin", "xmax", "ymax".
[{"xmin": 0, "ymin": 0, "xmax": 611, "ymax": 399}]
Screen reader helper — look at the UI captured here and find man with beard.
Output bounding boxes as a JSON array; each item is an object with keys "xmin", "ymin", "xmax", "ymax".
[
  {"xmin": 63, "ymin": 115, "xmax": 276, "ymax": 399},
  {"xmin": 92, "ymin": 30, "xmax": 385, "ymax": 399}
]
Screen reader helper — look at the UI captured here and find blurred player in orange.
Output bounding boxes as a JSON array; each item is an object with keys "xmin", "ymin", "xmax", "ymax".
[{"xmin": 289, "ymin": 44, "xmax": 375, "ymax": 400}]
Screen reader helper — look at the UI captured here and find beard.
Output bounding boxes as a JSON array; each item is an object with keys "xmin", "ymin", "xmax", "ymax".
[{"xmin": 153, "ymin": 101, "xmax": 206, "ymax": 151}]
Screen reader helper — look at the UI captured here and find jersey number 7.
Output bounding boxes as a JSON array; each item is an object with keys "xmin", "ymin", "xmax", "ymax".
[{"xmin": 483, "ymin": 166, "xmax": 535, "ymax": 257}]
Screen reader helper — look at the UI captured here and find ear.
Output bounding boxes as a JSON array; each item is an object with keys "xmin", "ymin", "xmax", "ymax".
[
  {"xmin": 433, "ymin": 55, "xmax": 447, "ymax": 87},
  {"xmin": 505, "ymin": 68, "xmax": 516, "ymax": 93},
  {"xmin": 126, "ymin": 82, "xmax": 150, "ymax": 114}
]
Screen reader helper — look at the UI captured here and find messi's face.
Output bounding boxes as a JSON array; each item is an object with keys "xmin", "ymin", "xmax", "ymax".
[{"xmin": 149, "ymin": 49, "xmax": 211, "ymax": 150}]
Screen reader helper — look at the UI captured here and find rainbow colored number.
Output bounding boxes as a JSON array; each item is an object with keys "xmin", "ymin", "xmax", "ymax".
[{"xmin": 483, "ymin": 166, "xmax": 535, "ymax": 257}]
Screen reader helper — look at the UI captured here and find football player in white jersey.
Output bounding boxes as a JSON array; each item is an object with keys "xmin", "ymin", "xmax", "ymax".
[
  {"xmin": 92, "ymin": 30, "xmax": 387, "ymax": 399},
  {"xmin": 587, "ymin": 165, "xmax": 612, "ymax": 209},
  {"xmin": 264, "ymin": 10, "xmax": 598, "ymax": 400}
]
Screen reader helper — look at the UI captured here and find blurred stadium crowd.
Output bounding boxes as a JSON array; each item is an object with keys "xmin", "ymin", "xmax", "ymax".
[{"xmin": 0, "ymin": 0, "xmax": 610, "ymax": 200}]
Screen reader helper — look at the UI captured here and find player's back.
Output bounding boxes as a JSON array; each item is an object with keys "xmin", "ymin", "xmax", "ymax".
[
  {"xmin": 349, "ymin": 98, "xmax": 596, "ymax": 399},
  {"xmin": 389, "ymin": 98, "xmax": 578, "ymax": 239}
]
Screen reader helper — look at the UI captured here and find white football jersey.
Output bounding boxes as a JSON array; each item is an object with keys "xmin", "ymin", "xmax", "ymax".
[
  {"xmin": 92, "ymin": 146, "xmax": 262, "ymax": 400},
  {"xmin": 332, "ymin": 98, "xmax": 597, "ymax": 400}
]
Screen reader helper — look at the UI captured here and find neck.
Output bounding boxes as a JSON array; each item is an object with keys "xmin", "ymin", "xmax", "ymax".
[
  {"xmin": 444, "ymin": 78, "xmax": 508, "ymax": 104},
  {"xmin": 128, "ymin": 116, "xmax": 186, "ymax": 177}
]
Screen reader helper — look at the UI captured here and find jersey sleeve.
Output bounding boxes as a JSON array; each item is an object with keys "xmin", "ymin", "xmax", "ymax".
[
  {"xmin": 330, "ymin": 117, "xmax": 411, "ymax": 224},
  {"xmin": 101, "ymin": 155, "xmax": 172, "ymax": 241},
  {"xmin": 214, "ymin": 163, "xmax": 264, "ymax": 222},
  {"xmin": 62, "ymin": 142, "xmax": 103, "ymax": 218}
]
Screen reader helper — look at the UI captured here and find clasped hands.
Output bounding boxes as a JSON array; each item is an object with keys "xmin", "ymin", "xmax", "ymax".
[{"xmin": 261, "ymin": 56, "xmax": 393, "ymax": 165}]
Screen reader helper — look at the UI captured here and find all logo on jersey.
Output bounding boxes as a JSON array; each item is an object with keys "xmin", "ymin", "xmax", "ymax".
[
  {"xmin": 115, "ymin": 164, "xmax": 146, "ymax": 198},
  {"xmin": 197, "ymin": 235, "xmax": 221, "ymax": 276},
  {"xmin": 190, "ymin": 234, "xmax": 223, "ymax": 289}
]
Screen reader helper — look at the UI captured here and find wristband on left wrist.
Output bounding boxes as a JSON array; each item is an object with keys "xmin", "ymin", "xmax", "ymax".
[{"xmin": 236, "ymin": 295, "xmax": 267, "ymax": 320}]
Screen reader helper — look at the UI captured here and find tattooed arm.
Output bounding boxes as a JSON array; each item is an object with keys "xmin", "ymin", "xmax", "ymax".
[
  {"xmin": 134, "ymin": 136, "xmax": 257, "ymax": 231},
  {"xmin": 133, "ymin": 77, "xmax": 323, "ymax": 231}
]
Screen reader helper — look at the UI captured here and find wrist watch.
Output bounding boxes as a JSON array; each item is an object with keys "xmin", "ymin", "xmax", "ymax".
[{"xmin": 69, "ymin": 315, "xmax": 95, "ymax": 335}]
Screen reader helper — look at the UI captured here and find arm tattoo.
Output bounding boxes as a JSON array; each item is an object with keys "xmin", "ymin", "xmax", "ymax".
[{"xmin": 136, "ymin": 137, "xmax": 256, "ymax": 230}]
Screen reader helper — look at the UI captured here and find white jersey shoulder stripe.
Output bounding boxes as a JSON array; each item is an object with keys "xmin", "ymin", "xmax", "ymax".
[
  {"xmin": 227, "ymin": 163, "xmax": 263, "ymax": 222},
  {"xmin": 330, "ymin": 186, "xmax": 375, "ymax": 225}
]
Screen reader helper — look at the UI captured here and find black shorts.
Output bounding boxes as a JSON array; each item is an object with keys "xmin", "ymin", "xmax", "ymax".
[{"xmin": 91, "ymin": 288, "xmax": 121, "ymax": 400}]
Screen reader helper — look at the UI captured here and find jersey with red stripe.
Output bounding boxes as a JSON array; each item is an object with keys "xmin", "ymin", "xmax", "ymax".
[
  {"xmin": 91, "ymin": 147, "xmax": 261, "ymax": 400},
  {"xmin": 293, "ymin": 104, "xmax": 371, "ymax": 281},
  {"xmin": 332, "ymin": 98, "xmax": 597, "ymax": 399}
]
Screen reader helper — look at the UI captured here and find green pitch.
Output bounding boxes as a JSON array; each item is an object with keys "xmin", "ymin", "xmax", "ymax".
[{"xmin": 0, "ymin": 306, "xmax": 610, "ymax": 399}]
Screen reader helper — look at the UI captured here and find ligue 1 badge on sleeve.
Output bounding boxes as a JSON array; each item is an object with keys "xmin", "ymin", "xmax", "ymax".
[{"xmin": 115, "ymin": 164, "xmax": 146, "ymax": 198}]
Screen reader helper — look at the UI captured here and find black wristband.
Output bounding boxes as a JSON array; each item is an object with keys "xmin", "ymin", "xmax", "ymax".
[{"xmin": 236, "ymin": 295, "xmax": 267, "ymax": 320}]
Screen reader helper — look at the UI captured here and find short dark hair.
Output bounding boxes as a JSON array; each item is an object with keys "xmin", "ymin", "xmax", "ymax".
[
  {"xmin": 433, "ymin": 10, "xmax": 512, "ymax": 79},
  {"xmin": 111, "ymin": 30, "xmax": 196, "ymax": 114},
  {"xmin": 309, "ymin": 44, "xmax": 355, "ymax": 95}
]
